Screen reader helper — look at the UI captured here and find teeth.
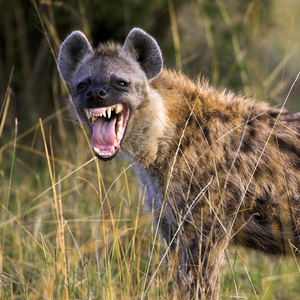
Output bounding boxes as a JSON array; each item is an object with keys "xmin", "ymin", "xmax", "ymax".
[
  {"xmin": 116, "ymin": 114, "xmax": 123, "ymax": 141},
  {"xmin": 107, "ymin": 107, "xmax": 111, "ymax": 118},
  {"xmin": 117, "ymin": 113, "xmax": 123, "ymax": 123},
  {"xmin": 87, "ymin": 104, "xmax": 123, "ymax": 123},
  {"xmin": 116, "ymin": 131, "xmax": 122, "ymax": 141},
  {"xmin": 93, "ymin": 146, "xmax": 116, "ymax": 156},
  {"xmin": 93, "ymin": 147, "xmax": 100, "ymax": 154},
  {"xmin": 115, "ymin": 104, "xmax": 123, "ymax": 114},
  {"xmin": 84, "ymin": 108, "xmax": 90, "ymax": 118}
]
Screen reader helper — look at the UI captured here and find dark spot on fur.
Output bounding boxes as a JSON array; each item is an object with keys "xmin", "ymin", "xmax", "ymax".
[
  {"xmin": 196, "ymin": 150, "xmax": 201, "ymax": 157},
  {"xmin": 267, "ymin": 110, "xmax": 279, "ymax": 119},
  {"xmin": 194, "ymin": 117, "xmax": 201, "ymax": 128},
  {"xmin": 241, "ymin": 139, "xmax": 253, "ymax": 153},
  {"xmin": 248, "ymin": 123, "xmax": 256, "ymax": 138},
  {"xmin": 212, "ymin": 111, "xmax": 230, "ymax": 122},
  {"xmin": 245, "ymin": 189, "xmax": 253, "ymax": 198},
  {"xmin": 253, "ymin": 165, "xmax": 263, "ymax": 180},
  {"xmin": 276, "ymin": 137, "xmax": 300, "ymax": 157},
  {"xmin": 202, "ymin": 127, "xmax": 211, "ymax": 145},
  {"xmin": 209, "ymin": 168, "xmax": 215, "ymax": 176},
  {"xmin": 181, "ymin": 136, "xmax": 191, "ymax": 149},
  {"xmin": 216, "ymin": 162, "xmax": 224, "ymax": 172},
  {"xmin": 292, "ymin": 159, "xmax": 300, "ymax": 169},
  {"xmin": 160, "ymin": 216, "xmax": 176, "ymax": 248}
]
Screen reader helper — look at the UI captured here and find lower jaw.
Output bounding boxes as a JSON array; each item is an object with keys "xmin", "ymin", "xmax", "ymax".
[{"xmin": 94, "ymin": 148, "xmax": 119, "ymax": 161}]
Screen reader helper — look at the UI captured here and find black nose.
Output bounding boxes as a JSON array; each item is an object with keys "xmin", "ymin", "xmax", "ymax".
[{"xmin": 85, "ymin": 88, "xmax": 108, "ymax": 101}]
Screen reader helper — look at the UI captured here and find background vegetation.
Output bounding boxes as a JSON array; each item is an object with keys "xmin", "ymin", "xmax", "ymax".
[{"xmin": 1, "ymin": 0, "xmax": 300, "ymax": 298}]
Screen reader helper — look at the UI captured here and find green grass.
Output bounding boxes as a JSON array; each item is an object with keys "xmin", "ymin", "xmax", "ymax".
[{"xmin": 1, "ymin": 0, "xmax": 300, "ymax": 299}]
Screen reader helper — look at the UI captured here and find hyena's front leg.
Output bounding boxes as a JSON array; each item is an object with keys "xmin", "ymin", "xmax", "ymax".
[
  {"xmin": 160, "ymin": 215, "xmax": 227, "ymax": 298},
  {"xmin": 184, "ymin": 234, "xmax": 227, "ymax": 298}
]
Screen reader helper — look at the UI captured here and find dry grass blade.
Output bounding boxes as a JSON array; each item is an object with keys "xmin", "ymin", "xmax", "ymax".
[{"xmin": 0, "ymin": 67, "xmax": 14, "ymax": 140}]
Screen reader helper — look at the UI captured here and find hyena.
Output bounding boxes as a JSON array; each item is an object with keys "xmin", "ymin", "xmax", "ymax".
[{"xmin": 58, "ymin": 28, "xmax": 300, "ymax": 298}]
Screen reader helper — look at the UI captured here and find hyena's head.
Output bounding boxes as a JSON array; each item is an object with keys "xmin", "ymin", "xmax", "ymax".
[{"xmin": 58, "ymin": 28, "xmax": 163, "ymax": 160}]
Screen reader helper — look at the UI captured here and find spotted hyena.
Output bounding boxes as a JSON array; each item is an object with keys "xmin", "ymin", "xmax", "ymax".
[{"xmin": 58, "ymin": 28, "xmax": 300, "ymax": 298}]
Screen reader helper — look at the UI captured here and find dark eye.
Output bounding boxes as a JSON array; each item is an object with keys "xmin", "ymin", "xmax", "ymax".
[
  {"xmin": 117, "ymin": 80, "xmax": 128, "ymax": 87},
  {"xmin": 77, "ymin": 83, "xmax": 86, "ymax": 90}
]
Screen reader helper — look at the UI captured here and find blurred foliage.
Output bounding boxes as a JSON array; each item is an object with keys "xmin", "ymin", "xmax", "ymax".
[{"xmin": 1, "ymin": 0, "xmax": 300, "ymax": 135}]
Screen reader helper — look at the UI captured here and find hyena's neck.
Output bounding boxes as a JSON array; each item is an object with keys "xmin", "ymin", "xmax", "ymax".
[
  {"xmin": 122, "ymin": 81, "xmax": 175, "ymax": 169},
  {"xmin": 122, "ymin": 69, "xmax": 207, "ymax": 169}
]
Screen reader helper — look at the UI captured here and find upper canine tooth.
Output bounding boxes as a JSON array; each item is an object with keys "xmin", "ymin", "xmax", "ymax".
[
  {"xmin": 115, "ymin": 104, "xmax": 123, "ymax": 114},
  {"xmin": 102, "ymin": 110, "xmax": 106, "ymax": 118},
  {"xmin": 107, "ymin": 107, "xmax": 111, "ymax": 118},
  {"xmin": 84, "ymin": 108, "xmax": 90, "ymax": 118}
]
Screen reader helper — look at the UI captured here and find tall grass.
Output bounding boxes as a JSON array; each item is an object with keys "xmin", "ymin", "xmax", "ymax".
[{"xmin": 1, "ymin": 0, "xmax": 300, "ymax": 299}]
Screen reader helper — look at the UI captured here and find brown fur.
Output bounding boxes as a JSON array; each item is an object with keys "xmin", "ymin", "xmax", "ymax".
[{"xmin": 58, "ymin": 29, "xmax": 300, "ymax": 299}]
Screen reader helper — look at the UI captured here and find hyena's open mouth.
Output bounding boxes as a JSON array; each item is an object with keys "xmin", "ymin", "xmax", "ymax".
[{"xmin": 83, "ymin": 103, "xmax": 130, "ymax": 160}]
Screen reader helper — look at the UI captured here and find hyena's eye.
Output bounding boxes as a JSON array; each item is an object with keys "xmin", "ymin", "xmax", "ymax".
[
  {"xmin": 116, "ymin": 80, "xmax": 128, "ymax": 87},
  {"xmin": 77, "ymin": 82, "xmax": 87, "ymax": 90}
]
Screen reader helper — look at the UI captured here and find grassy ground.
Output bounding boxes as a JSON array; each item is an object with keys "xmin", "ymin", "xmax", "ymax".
[{"xmin": 1, "ymin": 0, "xmax": 300, "ymax": 299}]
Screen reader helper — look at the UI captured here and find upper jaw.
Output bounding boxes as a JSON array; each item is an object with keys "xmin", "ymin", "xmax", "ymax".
[
  {"xmin": 82, "ymin": 103, "xmax": 130, "ymax": 160},
  {"xmin": 83, "ymin": 103, "xmax": 124, "ymax": 125}
]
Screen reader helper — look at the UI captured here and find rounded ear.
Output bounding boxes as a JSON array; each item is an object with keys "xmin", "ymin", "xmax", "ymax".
[
  {"xmin": 121, "ymin": 28, "xmax": 163, "ymax": 80},
  {"xmin": 58, "ymin": 31, "xmax": 93, "ymax": 84}
]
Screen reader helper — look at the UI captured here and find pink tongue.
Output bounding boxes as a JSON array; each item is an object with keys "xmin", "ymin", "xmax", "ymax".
[{"xmin": 92, "ymin": 116, "xmax": 117, "ymax": 149}]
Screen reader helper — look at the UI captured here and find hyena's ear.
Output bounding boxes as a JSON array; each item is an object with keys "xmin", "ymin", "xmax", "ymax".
[
  {"xmin": 122, "ymin": 28, "xmax": 163, "ymax": 80},
  {"xmin": 58, "ymin": 31, "xmax": 93, "ymax": 84}
]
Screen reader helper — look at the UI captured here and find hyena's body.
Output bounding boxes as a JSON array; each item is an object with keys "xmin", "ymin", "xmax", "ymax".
[{"xmin": 59, "ymin": 29, "xmax": 300, "ymax": 298}]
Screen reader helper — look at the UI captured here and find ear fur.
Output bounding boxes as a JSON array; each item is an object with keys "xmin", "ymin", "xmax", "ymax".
[
  {"xmin": 122, "ymin": 28, "xmax": 163, "ymax": 80},
  {"xmin": 58, "ymin": 31, "xmax": 93, "ymax": 84}
]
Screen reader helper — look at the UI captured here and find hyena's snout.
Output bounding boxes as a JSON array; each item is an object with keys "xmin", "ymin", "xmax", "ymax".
[{"xmin": 85, "ymin": 86, "xmax": 109, "ymax": 105}]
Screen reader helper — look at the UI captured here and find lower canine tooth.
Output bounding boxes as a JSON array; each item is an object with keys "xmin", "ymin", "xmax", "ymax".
[
  {"xmin": 111, "ymin": 146, "xmax": 115, "ymax": 154},
  {"xmin": 91, "ymin": 116, "xmax": 97, "ymax": 124},
  {"xmin": 93, "ymin": 147, "xmax": 100, "ymax": 154}
]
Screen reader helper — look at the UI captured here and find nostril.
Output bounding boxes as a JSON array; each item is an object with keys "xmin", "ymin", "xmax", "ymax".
[{"xmin": 98, "ymin": 90, "xmax": 107, "ymax": 98}]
